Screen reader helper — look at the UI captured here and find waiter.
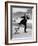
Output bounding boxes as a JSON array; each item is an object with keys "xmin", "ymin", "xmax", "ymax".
[{"xmin": 18, "ymin": 13, "xmax": 29, "ymax": 33}]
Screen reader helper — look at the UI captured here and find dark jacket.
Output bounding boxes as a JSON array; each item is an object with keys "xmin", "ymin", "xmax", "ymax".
[{"xmin": 19, "ymin": 15, "xmax": 29, "ymax": 25}]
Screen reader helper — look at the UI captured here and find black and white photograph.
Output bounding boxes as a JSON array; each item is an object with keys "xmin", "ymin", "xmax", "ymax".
[
  {"xmin": 11, "ymin": 7, "xmax": 32, "ymax": 40},
  {"xmin": 5, "ymin": 1, "xmax": 37, "ymax": 44}
]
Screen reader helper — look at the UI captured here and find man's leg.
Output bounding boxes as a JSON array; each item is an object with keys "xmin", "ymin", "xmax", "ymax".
[{"xmin": 24, "ymin": 24, "xmax": 27, "ymax": 33}]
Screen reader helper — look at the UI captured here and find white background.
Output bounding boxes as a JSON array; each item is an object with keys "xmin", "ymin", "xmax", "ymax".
[{"xmin": 0, "ymin": 0, "xmax": 38, "ymax": 46}]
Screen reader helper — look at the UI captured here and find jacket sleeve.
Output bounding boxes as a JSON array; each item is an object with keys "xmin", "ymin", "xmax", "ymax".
[
  {"xmin": 21, "ymin": 16, "xmax": 25, "ymax": 18},
  {"xmin": 27, "ymin": 16, "xmax": 29, "ymax": 19}
]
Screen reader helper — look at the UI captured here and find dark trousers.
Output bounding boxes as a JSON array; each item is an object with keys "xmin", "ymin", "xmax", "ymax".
[
  {"xmin": 24, "ymin": 25, "xmax": 26, "ymax": 32},
  {"xmin": 18, "ymin": 22, "xmax": 27, "ymax": 32}
]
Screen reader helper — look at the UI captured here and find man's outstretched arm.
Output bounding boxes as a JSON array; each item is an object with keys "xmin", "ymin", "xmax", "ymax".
[
  {"xmin": 21, "ymin": 16, "xmax": 25, "ymax": 18},
  {"xmin": 27, "ymin": 16, "xmax": 29, "ymax": 19}
]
